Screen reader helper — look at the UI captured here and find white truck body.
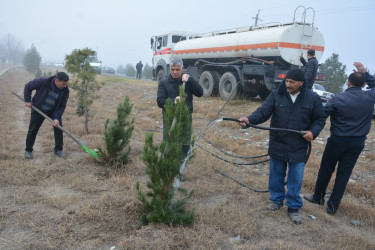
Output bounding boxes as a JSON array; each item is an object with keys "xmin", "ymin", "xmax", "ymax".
[
  {"xmin": 151, "ymin": 7, "xmax": 325, "ymax": 100},
  {"xmin": 174, "ymin": 24, "xmax": 324, "ymax": 65}
]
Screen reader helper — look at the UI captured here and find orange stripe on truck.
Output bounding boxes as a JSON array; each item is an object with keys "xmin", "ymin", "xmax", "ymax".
[
  {"xmin": 174, "ymin": 42, "xmax": 324, "ymax": 54},
  {"xmin": 153, "ymin": 48, "xmax": 172, "ymax": 56}
]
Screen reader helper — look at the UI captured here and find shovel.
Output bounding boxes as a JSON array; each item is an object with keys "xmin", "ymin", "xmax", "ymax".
[{"xmin": 12, "ymin": 91, "xmax": 98, "ymax": 158}]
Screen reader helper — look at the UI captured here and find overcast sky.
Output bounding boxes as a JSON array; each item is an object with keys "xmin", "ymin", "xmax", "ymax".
[{"xmin": 1, "ymin": 0, "xmax": 374, "ymax": 74}]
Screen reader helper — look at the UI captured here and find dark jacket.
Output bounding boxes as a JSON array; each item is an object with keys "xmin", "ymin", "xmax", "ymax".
[
  {"xmin": 24, "ymin": 76, "xmax": 70, "ymax": 120},
  {"xmin": 248, "ymin": 79, "xmax": 326, "ymax": 162},
  {"xmin": 300, "ymin": 56, "xmax": 319, "ymax": 89},
  {"xmin": 136, "ymin": 62, "xmax": 143, "ymax": 71},
  {"xmin": 157, "ymin": 74, "xmax": 203, "ymax": 112},
  {"xmin": 324, "ymin": 73, "xmax": 375, "ymax": 138}
]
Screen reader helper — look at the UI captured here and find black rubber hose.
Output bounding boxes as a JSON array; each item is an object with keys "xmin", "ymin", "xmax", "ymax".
[
  {"xmin": 212, "ymin": 166, "xmax": 268, "ymax": 193},
  {"xmin": 197, "ymin": 143, "xmax": 269, "ymax": 166},
  {"xmin": 202, "ymin": 137, "xmax": 268, "ymax": 159},
  {"xmin": 222, "ymin": 117, "xmax": 306, "ymax": 136},
  {"xmin": 222, "ymin": 117, "xmax": 312, "ymax": 163},
  {"xmin": 218, "ymin": 117, "xmax": 313, "ymax": 192}
]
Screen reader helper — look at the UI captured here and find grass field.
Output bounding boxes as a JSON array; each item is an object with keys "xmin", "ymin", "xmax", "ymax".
[{"xmin": 0, "ymin": 67, "xmax": 374, "ymax": 249}]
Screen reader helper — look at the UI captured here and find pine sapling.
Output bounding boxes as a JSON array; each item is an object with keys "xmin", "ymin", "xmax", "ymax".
[
  {"xmin": 137, "ymin": 84, "xmax": 195, "ymax": 226},
  {"xmin": 98, "ymin": 96, "xmax": 134, "ymax": 167}
]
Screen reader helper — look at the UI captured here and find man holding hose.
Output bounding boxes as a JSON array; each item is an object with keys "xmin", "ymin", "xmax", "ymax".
[{"xmin": 239, "ymin": 68, "xmax": 326, "ymax": 224}]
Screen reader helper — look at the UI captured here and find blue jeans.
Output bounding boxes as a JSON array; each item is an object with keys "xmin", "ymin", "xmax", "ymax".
[{"xmin": 269, "ymin": 157, "xmax": 306, "ymax": 210}]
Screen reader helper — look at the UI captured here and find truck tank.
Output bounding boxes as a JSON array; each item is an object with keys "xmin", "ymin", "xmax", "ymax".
[{"xmin": 173, "ymin": 23, "xmax": 324, "ymax": 66}]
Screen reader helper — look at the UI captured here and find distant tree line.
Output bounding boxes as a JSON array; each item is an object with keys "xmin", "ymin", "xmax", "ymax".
[
  {"xmin": 0, "ymin": 33, "xmax": 25, "ymax": 65},
  {"xmin": 116, "ymin": 63, "xmax": 153, "ymax": 79}
]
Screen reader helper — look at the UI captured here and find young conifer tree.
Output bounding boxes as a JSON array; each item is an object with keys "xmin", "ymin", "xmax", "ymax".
[
  {"xmin": 65, "ymin": 47, "xmax": 103, "ymax": 133},
  {"xmin": 98, "ymin": 96, "xmax": 134, "ymax": 167},
  {"xmin": 136, "ymin": 84, "xmax": 195, "ymax": 225}
]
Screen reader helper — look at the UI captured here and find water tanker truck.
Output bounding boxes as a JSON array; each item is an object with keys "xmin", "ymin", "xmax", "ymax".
[{"xmin": 151, "ymin": 7, "xmax": 326, "ymax": 100}]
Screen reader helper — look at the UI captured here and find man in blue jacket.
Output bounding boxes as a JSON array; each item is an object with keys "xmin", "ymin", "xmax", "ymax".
[
  {"xmin": 24, "ymin": 72, "xmax": 70, "ymax": 159},
  {"xmin": 300, "ymin": 49, "xmax": 319, "ymax": 89},
  {"xmin": 304, "ymin": 62, "xmax": 375, "ymax": 215},
  {"xmin": 239, "ymin": 68, "xmax": 326, "ymax": 224}
]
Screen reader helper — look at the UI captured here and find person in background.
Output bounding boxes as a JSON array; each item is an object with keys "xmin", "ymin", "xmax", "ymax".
[
  {"xmin": 136, "ymin": 61, "xmax": 143, "ymax": 80},
  {"xmin": 24, "ymin": 72, "xmax": 70, "ymax": 159},
  {"xmin": 238, "ymin": 68, "xmax": 326, "ymax": 224},
  {"xmin": 156, "ymin": 57, "xmax": 203, "ymax": 155},
  {"xmin": 300, "ymin": 48, "xmax": 319, "ymax": 89},
  {"xmin": 157, "ymin": 37, "xmax": 162, "ymax": 50},
  {"xmin": 304, "ymin": 62, "xmax": 375, "ymax": 215}
]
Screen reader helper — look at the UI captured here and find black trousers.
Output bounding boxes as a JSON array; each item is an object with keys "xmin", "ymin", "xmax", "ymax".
[
  {"xmin": 25, "ymin": 110, "xmax": 63, "ymax": 152},
  {"xmin": 313, "ymin": 136, "xmax": 364, "ymax": 211},
  {"xmin": 136, "ymin": 70, "xmax": 142, "ymax": 79}
]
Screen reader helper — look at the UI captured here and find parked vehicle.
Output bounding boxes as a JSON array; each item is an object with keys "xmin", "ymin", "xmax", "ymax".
[
  {"xmin": 87, "ymin": 55, "xmax": 102, "ymax": 74},
  {"xmin": 102, "ymin": 66, "xmax": 115, "ymax": 74},
  {"xmin": 150, "ymin": 6, "xmax": 326, "ymax": 100},
  {"xmin": 54, "ymin": 62, "xmax": 64, "ymax": 68},
  {"xmin": 312, "ymin": 83, "xmax": 334, "ymax": 102}
]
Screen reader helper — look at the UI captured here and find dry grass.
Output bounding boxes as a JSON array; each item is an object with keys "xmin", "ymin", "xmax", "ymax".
[{"xmin": 0, "ymin": 67, "xmax": 374, "ymax": 249}]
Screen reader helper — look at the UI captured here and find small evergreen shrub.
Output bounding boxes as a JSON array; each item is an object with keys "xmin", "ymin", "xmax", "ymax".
[
  {"xmin": 137, "ymin": 85, "xmax": 195, "ymax": 226},
  {"xmin": 98, "ymin": 96, "xmax": 134, "ymax": 167}
]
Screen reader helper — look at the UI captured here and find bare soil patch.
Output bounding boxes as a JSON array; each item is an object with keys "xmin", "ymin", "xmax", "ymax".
[{"xmin": 1, "ymin": 68, "xmax": 374, "ymax": 249}]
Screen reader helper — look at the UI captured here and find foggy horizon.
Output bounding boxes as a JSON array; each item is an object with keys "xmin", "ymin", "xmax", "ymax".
[{"xmin": 1, "ymin": 0, "xmax": 374, "ymax": 73}]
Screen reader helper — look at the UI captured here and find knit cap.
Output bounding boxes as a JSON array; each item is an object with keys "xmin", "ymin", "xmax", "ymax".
[{"xmin": 286, "ymin": 69, "xmax": 305, "ymax": 82}]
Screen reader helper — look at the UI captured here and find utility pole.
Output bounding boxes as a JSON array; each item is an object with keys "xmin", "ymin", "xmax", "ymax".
[
  {"xmin": 7, "ymin": 33, "xmax": 10, "ymax": 65},
  {"xmin": 253, "ymin": 9, "xmax": 262, "ymax": 26}
]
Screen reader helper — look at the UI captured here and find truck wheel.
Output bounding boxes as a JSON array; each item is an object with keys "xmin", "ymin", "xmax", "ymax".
[
  {"xmin": 258, "ymin": 86, "xmax": 271, "ymax": 100},
  {"xmin": 199, "ymin": 71, "xmax": 215, "ymax": 97},
  {"xmin": 156, "ymin": 69, "xmax": 165, "ymax": 81},
  {"xmin": 219, "ymin": 72, "xmax": 239, "ymax": 100}
]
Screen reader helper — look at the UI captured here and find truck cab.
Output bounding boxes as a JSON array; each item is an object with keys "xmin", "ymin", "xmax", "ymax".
[{"xmin": 151, "ymin": 31, "xmax": 202, "ymax": 80}]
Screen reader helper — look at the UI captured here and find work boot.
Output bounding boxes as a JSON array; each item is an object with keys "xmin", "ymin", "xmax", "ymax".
[
  {"xmin": 54, "ymin": 150, "xmax": 65, "ymax": 158},
  {"xmin": 288, "ymin": 209, "xmax": 302, "ymax": 224},
  {"xmin": 327, "ymin": 207, "xmax": 336, "ymax": 215},
  {"xmin": 327, "ymin": 201, "xmax": 337, "ymax": 215},
  {"xmin": 266, "ymin": 203, "xmax": 283, "ymax": 211},
  {"xmin": 303, "ymin": 195, "xmax": 324, "ymax": 205},
  {"xmin": 25, "ymin": 151, "xmax": 33, "ymax": 159}
]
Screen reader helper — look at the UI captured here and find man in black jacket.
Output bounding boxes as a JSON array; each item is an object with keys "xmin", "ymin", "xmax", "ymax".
[
  {"xmin": 300, "ymin": 49, "xmax": 319, "ymax": 89},
  {"xmin": 157, "ymin": 57, "xmax": 203, "ymax": 155},
  {"xmin": 239, "ymin": 69, "xmax": 326, "ymax": 224},
  {"xmin": 136, "ymin": 61, "xmax": 143, "ymax": 79},
  {"xmin": 24, "ymin": 72, "xmax": 70, "ymax": 159},
  {"xmin": 304, "ymin": 63, "xmax": 375, "ymax": 215}
]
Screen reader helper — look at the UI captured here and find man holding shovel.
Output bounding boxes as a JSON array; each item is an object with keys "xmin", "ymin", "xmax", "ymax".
[{"xmin": 24, "ymin": 72, "xmax": 70, "ymax": 159}]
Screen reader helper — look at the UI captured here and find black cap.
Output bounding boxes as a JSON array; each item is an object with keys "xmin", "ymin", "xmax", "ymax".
[
  {"xmin": 307, "ymin": 49, "xmax": 315, "ymax": 56},
  {"xmin": 286, "ymin": 69, "xmax": 305, "ymax": 82}
]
